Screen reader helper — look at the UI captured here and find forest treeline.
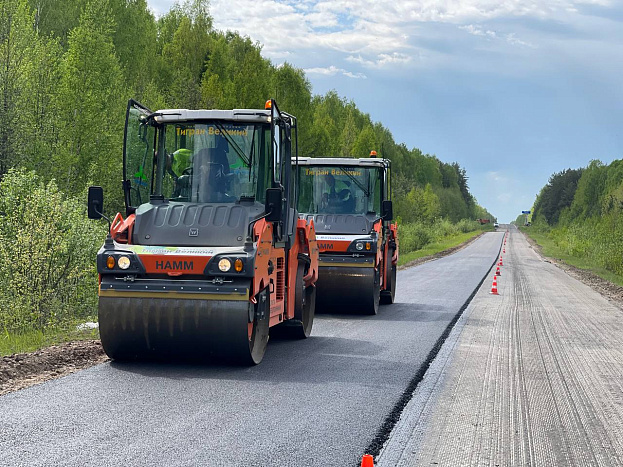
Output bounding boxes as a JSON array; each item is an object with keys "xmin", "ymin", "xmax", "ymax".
[
  {"xmin": 519, "ymin": 159, "xmax": 623, "ymax": 276},
  {"xmin": 0, "ymin": 0, "xmax": 494, "ymax": 334}
]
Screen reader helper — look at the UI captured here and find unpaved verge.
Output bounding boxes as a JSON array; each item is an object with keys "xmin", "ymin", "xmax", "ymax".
[
  {"xmin": 379, "ymin": 227, "xmax": 623, "ymax": 466},
  {"xmin": 0, "ymin": 340, "xmax": 108, "ymax": 396},
  {"xmin": 522, "ymin": 230, "xmax": 623, "ymax": 310}
]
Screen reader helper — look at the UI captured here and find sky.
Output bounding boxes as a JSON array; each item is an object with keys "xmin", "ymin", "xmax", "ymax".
[{"xmin": 147, "ymin": 0, "xmax": 623, "ymax": 222}]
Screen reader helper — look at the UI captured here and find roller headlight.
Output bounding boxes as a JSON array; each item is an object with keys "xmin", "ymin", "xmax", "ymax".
[
  {"xmin": 355, "ymin": 242, "xmax": 364, "ymax": 251},
  {"xmin": 117, "ymin": 256, "xmax": 131, "ymax": 270},
  {"xmin": 218, "ymin": 258, "xmax": 232, "ymax": 272}
]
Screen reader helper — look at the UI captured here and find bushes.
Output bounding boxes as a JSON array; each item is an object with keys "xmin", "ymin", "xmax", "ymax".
[
  {"xmin": 399, "ymin": 223, "xmax": 434, "ymax": 253},
  {"xmin": 399, "ymin": 218, "xmax": 482, "ymax": 255},
  {"xmin": 0, "ymin": 169, "xmax": 103, "ymax": 333},
  {"xmin": 530, "ymin": 212, "xmax": 623, "ymax": 277}
]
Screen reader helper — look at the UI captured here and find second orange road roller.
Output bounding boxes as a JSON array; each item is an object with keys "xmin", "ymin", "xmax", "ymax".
[
  {"xmin": 88, "ymin": 99, "xmax": 319, "ymax": 364},
  {"xmin": 296, "ymin": 153, "xmax": 399, "ymax": 314}
]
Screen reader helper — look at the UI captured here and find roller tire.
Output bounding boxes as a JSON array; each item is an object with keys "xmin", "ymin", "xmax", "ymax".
[
  {"xmin": 380, "ymin": 262, "xmax": 397, "ymax": 305},
  {"xmin": 366, "ymin": 267, "xmax": 381, "ymax": 315},
  {"xmin": 98, "ymin": 291, "xmax": 269, "ymax": 365},
  {"xmin": 243, "ymin": 288, "xmax": 270, "ymax": 365},
  {"xmin": 278, "ymin": 263, "xmax": 316, "ymax": 339}
]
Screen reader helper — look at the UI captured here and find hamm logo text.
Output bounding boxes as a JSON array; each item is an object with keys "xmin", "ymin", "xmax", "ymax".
[{"xmin": 155, "ymin": 260, "xmax": 194, "ymax": 271}]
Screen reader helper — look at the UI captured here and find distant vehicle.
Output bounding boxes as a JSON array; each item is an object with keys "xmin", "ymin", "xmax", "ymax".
[
  {"xmin": 494, "ymin": 222, "xmax": 499, "ymax": 228},
  {"xmin": 296, "ymin": 154, "xmax": 398, "ymax": 315}
]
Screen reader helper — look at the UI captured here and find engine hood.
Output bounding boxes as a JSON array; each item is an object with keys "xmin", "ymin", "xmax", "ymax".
[
  {"xmin": 132, "ymin": 201, "xmax": 264, "ymax": 247},
  {"xmin": 302, "ymin": 213, "xmax": 378, "ymax": 235}
]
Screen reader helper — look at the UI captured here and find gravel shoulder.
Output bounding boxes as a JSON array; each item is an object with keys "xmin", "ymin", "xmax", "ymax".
[{"xmin": 378, "ymin": 226, "xmax": 623, "ymax": 466}]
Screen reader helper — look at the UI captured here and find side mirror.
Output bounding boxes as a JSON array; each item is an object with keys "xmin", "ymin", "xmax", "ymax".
[
  {"xmin": 382, "ymin": 200, "xmax": 393, "ymax": 221},
  {"xmin": 88, "ymin": 186, "xmax": 104, "ymax": 219},
  {"xmin": 265, "ymin": 188, "xmax": 282, "ymax": 222}
]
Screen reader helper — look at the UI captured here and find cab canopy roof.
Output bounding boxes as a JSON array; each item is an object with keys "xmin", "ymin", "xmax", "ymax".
[
  {"xmin": 296, "ymin": 157, "xmax": 390, "ymax": 168},
  {"xmin": 153, "ymin": 108, "xmax": 271, "ymax": 124}
]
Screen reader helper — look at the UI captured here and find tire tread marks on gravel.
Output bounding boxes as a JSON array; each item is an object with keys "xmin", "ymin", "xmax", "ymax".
[{"xmin": 408, "ymin": 229, "xmax": 623, "ymax": 466}]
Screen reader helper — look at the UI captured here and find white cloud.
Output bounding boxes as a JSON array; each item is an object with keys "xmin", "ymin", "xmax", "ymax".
[
  {"xmin": 460, "ymin": 24, "xmax": 497, "ymax": 37},
  {"xmin": 487, "ymin": 171, "xmax": 508, "ymax": 182},
  {"xmin": 460, "ymin": 24, "xmax": 535, "ymax": 47},
  {"xmin": 304, "ymin": 65, "xmax": 367, "ymax": 78},
  {"xmin": 346, "ymin": 52, "xmax": 413, "ymax": 68},
  {"xmin": 206, "ymin": 0, "xmax": 601, "ymax": 71}
]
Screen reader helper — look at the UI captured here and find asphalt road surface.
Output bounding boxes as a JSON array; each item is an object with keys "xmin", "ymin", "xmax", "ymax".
[
  {"xmin": 378, "ymin": 226, "xmax": 623, "ymax": 466},
  {"xmin": 0, "ymin": 232, "xmax": 503, "ymax": 467}
]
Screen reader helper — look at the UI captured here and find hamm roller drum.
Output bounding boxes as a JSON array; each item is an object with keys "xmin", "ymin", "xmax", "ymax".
[
  {"xmin": 314, "ymin": 266, "xmax": 380, "ymax": 315},
  {"xmin": 98, "ymin": 294, "xmax": 269, "ymax": 364}
]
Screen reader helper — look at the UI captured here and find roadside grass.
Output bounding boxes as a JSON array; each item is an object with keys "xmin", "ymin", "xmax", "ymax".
[
  {"xmin": 398, "ymin": 230, "xmax": 484, "ymax": 266},
  {"xmin": 520, "ymin": 227, "xmax": 623, "ymax": 287},
  {"xmin": 0, "ymin": 324, "xmax": 99, "ymax": 357}
]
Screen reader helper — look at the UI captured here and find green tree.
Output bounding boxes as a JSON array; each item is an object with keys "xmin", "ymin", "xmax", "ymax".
[
  {"xmin": 340, "ymin": 109, "xmax": 357, "ymax": 157},
  {"xmin": 351, "ymin": 125, "xmax": 376, "ymax": 158},
  {"xmin": 0, "ymin": 169, "xmax": 102, "ymax": 332},
  {"xmin": 160, "ymin": 0, "xmax": 212, "ymax": 108},
  {"xmin": 0, "ymin": 0, "xmax": 36, "ymax": 175},
  {"xmin": 19, "ymin": 35, "xmax": 62, "ymax": 175},
  {"xmin": 110, "ymin": 0, "xmax": 157, "ymax": 99},
  {"xmin": 533, "ymin": 168, "xmax": 583, "ymax": 225},
  {"xmin": 27, "ymin": 0, "xmax": 81, "ymax": 46},
  {"xmin": 568, "ymin": 160, "xmax": 606, "ymax": 220},
  {"xmin": 55, "ymin": 0, "xmax": 126, "ymax": 203},
  {"xmin": 273, "ymin": 62, "xmax": 313, "ymax": 150}
]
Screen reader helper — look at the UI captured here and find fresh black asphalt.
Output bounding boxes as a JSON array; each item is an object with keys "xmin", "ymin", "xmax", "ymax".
[{"xmin": 0, "ymin": 232, "xmax": 503, "ymax": 467}]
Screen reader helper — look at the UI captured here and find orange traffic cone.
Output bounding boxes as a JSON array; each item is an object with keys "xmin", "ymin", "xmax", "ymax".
[
  {"xmin": 361, "ymin": 454, "xmax": 374, "ymax": 467},
  {"xmin": 498, "ymin": 256, "xmax": 503, "ymax": 266},
  {"xmin": 496, "ymin": 266, "xmax": 501, "ymax": 276},
  {"xmin": 503, "ymin": 248, "xmax": 506, "ymax": 254},
  {"xmin": 490, "ymin": 276, "xmax": 499, "ymax": 295}
]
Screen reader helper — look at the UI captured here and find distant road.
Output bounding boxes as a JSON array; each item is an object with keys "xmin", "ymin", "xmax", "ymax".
[{"xmin": 0, "ymin": 233, "xmax": 502, "ymax": 467}]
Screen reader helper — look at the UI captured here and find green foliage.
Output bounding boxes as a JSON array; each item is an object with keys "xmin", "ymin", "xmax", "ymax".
[
  {"xmin": 0, "ymin": 169, "xmax": 103, "ymax": 333},
  {"xmin": 533, "ymin": 168, "xmax": 583, "ymax": 224},
  {"xmin": 0, "ymin": 0, "xmax": 37, "ymax": 174},
  {"xmin": 55, "ymin": 0, "xmax": 126, "ymax": 202},
  {"xmin": 528, "ymin": 158, "xmax": 623, "ymax": 280},
  {"xmin": 399, "ymin": 218, "xmax": 483, "ymax": 256},
  {"xmin": 395, "ymin": 184, "xmax": 440, "ymax": 224}
]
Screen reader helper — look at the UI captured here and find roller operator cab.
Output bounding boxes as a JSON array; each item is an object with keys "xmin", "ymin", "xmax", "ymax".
[
  {"xmin": 88, "ymin": 99, "xmax": 319, "ymax": 364},
  {"xmin": 296, "ymin": 155, "xmax": 399, "ymax": 315}
]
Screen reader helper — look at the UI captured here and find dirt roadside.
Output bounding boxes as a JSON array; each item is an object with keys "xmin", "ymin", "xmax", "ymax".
[
  {"xmin": 4, "ymin": 229, "xmax": 620, "ymax": 397},
  {"xmin": 0, "ymin": 340, "xmax": 108, "ymax": 396}
]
